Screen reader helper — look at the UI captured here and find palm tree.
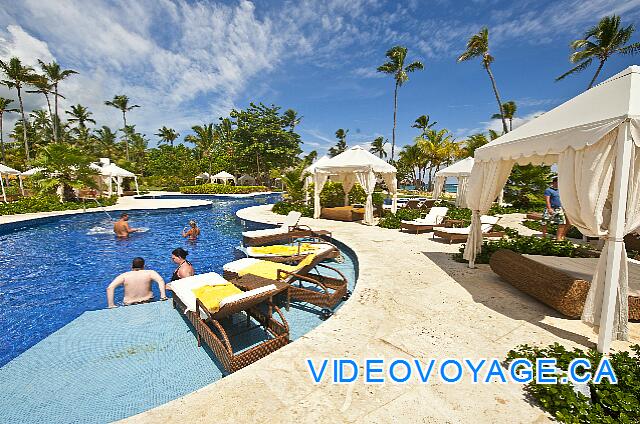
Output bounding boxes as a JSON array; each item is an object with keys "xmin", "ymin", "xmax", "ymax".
[
  {"xmin": 303, "ymin": 150, "xmax": 318, "ymax": 165},
  {"xmin": 418, "ymin": 128, "xmax": 454, "ymax": 189},
  {"xmin": 283, "ymin": 109, "xmax": 302, "ymax": 132},
  {"xmin": 377, "ymin": 46, "xmax": 424, "ymax": 160},
  {"xmin": 461, "ymin": 130, "xmax": 500, "ymax": 158},
  {"xmin": 369, "ymin": 136, "xmax": 388, "ymax": 158},
  {"xmin": 185, "ymin": 124, "xmax": 216, "ymax": 174},
  {"xmin": 491, "ymin": 101, "xmax": 517, "ymax": 131},
  {"xmin": 398, "ymin": 143, "xmax": 422, "ymax": 187},
  {"xmin": 411, "ymin": 115, "xmax": 437, "ymax": 135},
  {"xmin": 458, "ymin": 27, "xmax": 509, "ymax": 134},
  {"xmin": 155, "ymin": 126, "xmax": 180, "ymax": 147},
  {"xmin": 0, "ymin": 57, "xmax": 38, "ymax": 160},
  {"xmin": 104, "ymin": 95, "xmax": 140, "ymax": 161},
  {"xmin": 280, "ymin": 164, "xmax": 307, "ymax": 202},
  {"xmin": 66, "ymin": 104, "xmax": 96, "ymax": 130},
  {"xmin": 0, "ymin": 97, "xmax": 18, "ymax": 162},
  {"xmin": 328, "ymin": 128, "xmax": 348, "ymax": 157},
  {"xmin": 26, "ymin": 75, "xmax": 56, "ymax": 128},
  {"xmin": 93, "ymin": 126, "xmax": 118, "ymax": 158},
  {"xmin": 556, "ymin": 15, "xmax": 640, "ymax": 89},
  {"xmin": 38, "ymin": 60, "xmax": 77, "ymax": 143}
]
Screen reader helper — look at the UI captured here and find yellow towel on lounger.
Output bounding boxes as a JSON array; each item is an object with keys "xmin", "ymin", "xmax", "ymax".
[
  {"xmin": 238, "ymin": 254, "xmax": 317, "ymax": 280},
  {"xmin": 250, "ymin": 243, "xmax": 319, "ymax": 256},
  {"xmin": 192, "ymin": 283, "xmax": 243, "ymax": 312}
]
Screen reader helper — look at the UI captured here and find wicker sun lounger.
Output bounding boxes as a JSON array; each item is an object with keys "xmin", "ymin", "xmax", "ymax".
[
  {"xmin": 171, "ymin": 272, "xmax": 289, "ymax": 373},
  {"xmin": 489, "ymin": 249, "xmax": 640, "ymax": 319},
  {"xmin": 400, "ymin": 207, "xmax": 448, "ymax": 234},
  {"xmin": 432, "ymin": 215, "xmax": 504, "ymax": 243},
  {"xmin": 242, "ymin": 211, "xmax": 315, "ymax": 246},
  {"xmin": 246, "ymin": 240, "xmax": 340, "ymax": 264},
  {"xmin": 223, "ymin": 250, "xmax": 348, "ymax": 314}
]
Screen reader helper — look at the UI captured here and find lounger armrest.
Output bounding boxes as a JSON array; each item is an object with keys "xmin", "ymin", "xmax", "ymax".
[
  {"xmin": 444, "ymin": 219, "xmax": 464, "ymax": 228},
  {"xmin": 315, "ymin": 262, "xmax": 349, "ymax": 284},
  {"xmin": 292, "ymin": 224, "xmax": 313, "ymax": 231}
]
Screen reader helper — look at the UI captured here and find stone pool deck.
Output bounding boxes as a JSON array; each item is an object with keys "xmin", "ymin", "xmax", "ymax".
[
  {"xmin": 123, "ymin": 205, "xmax": 640, "ymax": 424},
  {"xmin": 0, "ymin": 194, "xmax": 212, "ymax": 227}
]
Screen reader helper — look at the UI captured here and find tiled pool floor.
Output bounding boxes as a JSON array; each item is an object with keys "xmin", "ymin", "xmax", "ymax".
[{"xmin": 0, "ymin": 253, "xmax": 356, "ymax": 423}]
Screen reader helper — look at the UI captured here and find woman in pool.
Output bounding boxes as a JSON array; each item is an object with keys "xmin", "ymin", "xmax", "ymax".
[
  {"xmin": 181, "ymin": 220, "xmax": 200, "ymax": 240},
  {"xmin": 170, "ymin": 247, "xmax": 195, "ymax": 282}
]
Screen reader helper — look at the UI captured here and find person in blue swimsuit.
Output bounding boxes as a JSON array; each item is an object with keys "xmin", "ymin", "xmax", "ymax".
[{"xmin": 540, "ymin": 176, "xmax": 569, "ymax": 240}]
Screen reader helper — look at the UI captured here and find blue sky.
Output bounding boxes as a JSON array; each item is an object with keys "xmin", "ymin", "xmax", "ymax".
[{"xmin": 1, "ymin": 0, "xmax": 640, "ymax": 156}]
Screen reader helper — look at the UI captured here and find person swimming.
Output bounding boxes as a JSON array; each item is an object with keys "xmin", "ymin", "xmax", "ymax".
[
  {"xmin": 170, "ymin": 247, "xmax": 195, "ymax": 282},
  {"xmin": 113, "ymin": 213, "xmax": 140, "ymax": 238},
  {"xmin": 181, "ymin": 220, "xmax": 200, "ymax": 240},
  {"xmin": 106, "ymin": 257, "xmax": 167, "ymax": 308}
]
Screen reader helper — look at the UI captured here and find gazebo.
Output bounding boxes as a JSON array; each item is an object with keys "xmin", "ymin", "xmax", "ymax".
[
  {"xmin": 312, "ymin": 146, "xmax": 397, "ymax": 225},
  {"xmin": 238, "ymin": 174, "xmax": 256, "ymax": 186},
  {"xmin": 433, "ymin": 157, "xmax": 474, "ymax": 207},
  {"xmin": 194, "ymin": 172, "xmax": 210, "ymax": 184},
  {"xmin": 91, "ymin": 159, "xmax": 139, "ymax": 196},
  {"xmin": 463, "ymin": 65, "xmax": 640, "ymax": 353},
  {"xmin": 303, "ymin": 155, "xmax": 332, "ymax": 203},
  {"xmin": 0, "ymin": 164, "xmax": 23, "ymax": 202},
  {"xmin": 211, "ymin": 171, "xmax": 236, "ymax": 185}
]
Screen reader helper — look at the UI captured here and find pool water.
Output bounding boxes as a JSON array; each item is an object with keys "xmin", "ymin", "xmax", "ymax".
[{"xmin": 0, "ymin": 194, "xmax": 321, "ymax": 367}]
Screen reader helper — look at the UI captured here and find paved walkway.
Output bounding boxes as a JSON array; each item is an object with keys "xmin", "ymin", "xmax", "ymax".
[{"xmin": 123, "ymin": 206, "xmax": 640, "ymax": 424}]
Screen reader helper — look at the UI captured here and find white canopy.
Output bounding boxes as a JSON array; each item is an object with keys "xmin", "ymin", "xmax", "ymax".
[
  {"xmin": 20, "ymin": 167, "xmax": 45, "ymax": 177},
  {"xmin": 211, "ymin": 171, "xmax": 236, "ymax": 184},
  {"xmin": 0, "ymin": 164, "xmax": 23, "ymax": 202},
  {"xmin": 90, "ymin": 160, "xmax": 139, "ymax": 196},
  {"xmin": 238, "ymin": 174, "xmax": 256, "ymax": 186},
  {"xmin": 433, "ymin": 157, "xmax": 474, "ymax": 206},
  {"xmin": 303, "ymin": 155, "xmax": 332, "ymax": 203},
  {"xmin": 312, "ymin": 146, "xmax": 397, "ymax": 224},
  {"xmin": 463, "ymin": 65, "xmax": 640, "ymax": 353},
  {"xmin": 194, "ymin": 172, "xmax": 210, "ymax": 184}
]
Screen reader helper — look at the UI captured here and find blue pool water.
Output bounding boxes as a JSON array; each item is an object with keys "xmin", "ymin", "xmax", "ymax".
[
  {"xmin": 0, "ymin": 194, "xmax": 358, "ymax": 423},
  {"xmin": 0, "ymin": 194, "xmax": 291, "ymax": 366}
]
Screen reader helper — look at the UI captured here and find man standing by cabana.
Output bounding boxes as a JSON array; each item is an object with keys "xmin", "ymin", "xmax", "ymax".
[{"xmin": 541, "ymin": 176, "xmax": 569, "ymax": 240}]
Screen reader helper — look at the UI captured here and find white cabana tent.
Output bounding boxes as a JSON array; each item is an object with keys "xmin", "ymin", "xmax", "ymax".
[
  {"xmin": 303, "ymin": 155, "xmax": 332, "ymax": 203},
  {"xmin": 194, "ymin": 172, "xmax": 211, "ymax": 184},
  {"xmin": 0, "ymin": 164, "xmax": 23, "ymax": 202},
  {"xmin": 91, "ymin": 159, "xmax": 139, "ymax": 196},
  {"xmin": 20, "ymin": 167, "xmax": 45, "ymax": 177},
  {"xmin": 238, "ymin": 174, "xmax": 256, "ymax": 186},
  {"xmin": 463, "ymin": 65, "xmax": 640, "ymax": 353},
  {"xmin": 211, "ymin": 171, "xmax": 236, "ymax": 185},
  {"xmin": 313, "ymin": 146, "xmax": 397, "ymax": 225},
  {"xmin": 433, "ymin": 157, "xmax": 474, "ymax": 207}
]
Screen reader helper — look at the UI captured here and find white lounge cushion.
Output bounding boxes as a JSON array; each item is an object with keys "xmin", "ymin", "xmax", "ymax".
[
  {"xmin": 223, "ymin": 257, "xmax": 261, "ymax": 274},
  {"xmin": 218, "ymin": 284, "xmax": 277, "ymax": 309},
  {"xmin": 242, "ymin": 227, "xmax": 286, "ymax": 238},
  {"xmin": 170, "ymin": 272, "xmax": 228, "ymax": 313}
]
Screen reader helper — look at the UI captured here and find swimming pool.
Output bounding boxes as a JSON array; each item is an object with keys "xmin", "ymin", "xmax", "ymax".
[{"xmin": 0, "ymin": 194, "xmax": 356, "ymax": 367}]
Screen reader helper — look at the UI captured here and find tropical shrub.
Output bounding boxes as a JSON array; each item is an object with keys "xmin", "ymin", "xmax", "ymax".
[
  {"xmin": 504, "ymin": 164, "xmax": 551, "ymax": 209},
  {"xmin": 140, "ymin": 175, "xmax": 189, "ymax": 191},
  {"xmin": 377, "ymin": 208, "xmax": 422, "ymax": 229},
  {"xmin": 452, "ymin": 229, "xmax": 598, "ymax": 264},
  {"xmin": 271, "ymin": 201, "xmax": 313, "ymax": 217},
  {"xmin": 0, "ymin": 195, "xmax": 118, "ymax": 216},
  {"xmin": 180, "ymin": 184, "xmax": 268, "ymax": 194},
  {"xmin": 522, "ymin": 219, "xmax": 584, "ymax": 239},
  {"xmin": 506, "ymin": 343, "xmax": 640, "ymax": 423}
]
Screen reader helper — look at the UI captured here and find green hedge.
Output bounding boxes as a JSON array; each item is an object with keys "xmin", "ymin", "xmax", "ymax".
[
  {"xmin": 0, "ymin": 195, "xmax": 118, "ymax": 216},
  {"xmin": 521, "ymin": 219, "xmax": 584, "ymax": 239},
  {"xmin": 377, "ymin": 208, "xmax": 423, "ymax": 229},
  {"xmin": 452, "ymin": 228, "xmax": 598, "ymax": 264},
  {"xmin": 180, "ymin": 184, "xmax": 269, "ymax": 194},
  {"xmin": 271, "ymin": 201, "xmax": 313, "ymax": 217},
  {"xmin": 139, "ymin": 175, "xmax": 189, "ymax": 192},
  {"xmin": 506, "ymin": 343, "xmax": 640, "ymax": 423}
]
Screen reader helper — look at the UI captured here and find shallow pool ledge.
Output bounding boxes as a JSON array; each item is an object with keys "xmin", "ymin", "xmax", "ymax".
[
  {"xmin": 122, "ymin": 204, "xmax": 561, "ymax": 423},
  {"xmin": 0, "ymin": 193, "xmax": 212, "ymax": 229}
]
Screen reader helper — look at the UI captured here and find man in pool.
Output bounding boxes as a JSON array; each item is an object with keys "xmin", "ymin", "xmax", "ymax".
[
  {"xmin": 106, "ymin": 257, "xmax": 168, "ymax": 308},
  {"xmin": 113, "ymin": 213, "xmax": 139, "ymax": 238}
]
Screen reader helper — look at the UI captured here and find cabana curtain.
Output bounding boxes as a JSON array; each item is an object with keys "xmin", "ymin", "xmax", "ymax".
[
  {"xmin": 313, "ymin": 172, "xmax": 329, "ymax": 219},
  {"xmin": 341, "ymin": 173, "xmax": 357, "ymax": 206},
  {"xmin": 462, "ymin": 65, "xmax": 640, "ymax": 351},
  {"xmin": 381, "ymin": 172, "xmax": 398, "ymax": 213},
  {"xmin": 356, "ymin": 169, "xmax": 377, "ymax": 224}
]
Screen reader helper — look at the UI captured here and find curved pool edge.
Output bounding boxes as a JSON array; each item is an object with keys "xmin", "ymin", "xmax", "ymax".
[{"xmin": 0, "ymin": 195, "xmax": 213, "ymax": 233}]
